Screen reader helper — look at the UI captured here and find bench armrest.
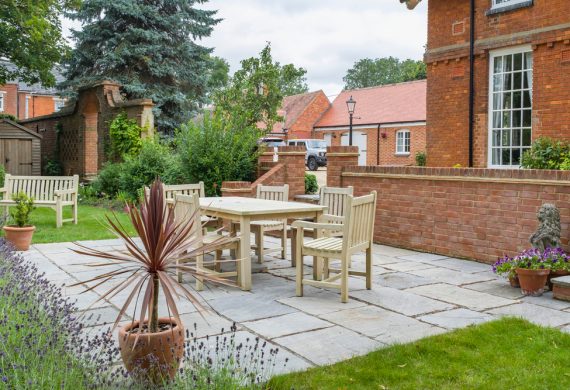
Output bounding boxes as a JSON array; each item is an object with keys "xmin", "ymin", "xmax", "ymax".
[
  {"xmin": 54, "ymin": 189, "xmax": 77, "ymax": 197},
  {"xmin": 291, "ymin": 220, "xmax": 343, "ymax": 232}
]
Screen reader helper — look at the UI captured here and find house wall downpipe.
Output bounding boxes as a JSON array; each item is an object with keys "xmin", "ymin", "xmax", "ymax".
[
  {"xmin": 468, "ymin": 0, "xmax": 475, "ymax": 167},
  {"xmin": 377, "ymin": 124, "xmax": 381, "ymax": 165}
]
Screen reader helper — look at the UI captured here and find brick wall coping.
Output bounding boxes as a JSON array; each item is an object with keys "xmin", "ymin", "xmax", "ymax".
[
  {"xmin": 277, "ymin": 151, "xmax": 306, "ymax": 156},
  {"xmin": 327, "ymin": 152, "xmax": 360, "ymax": 157},
  {"xmin": 342, "ymin": 166, "xmax": 570, "ymax": 186}
]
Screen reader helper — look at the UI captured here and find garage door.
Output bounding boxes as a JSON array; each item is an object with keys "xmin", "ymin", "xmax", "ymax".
[
  {"xmin": 341, "ymin": 132, "xmax": 367, "ymax": 166},
  {"xmin": 0, "ymin": 139, "xmax": 33, "ymax": 175}
]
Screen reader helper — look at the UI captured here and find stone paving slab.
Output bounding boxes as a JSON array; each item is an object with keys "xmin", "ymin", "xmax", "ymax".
[
  {"xmin": 243, "ymin": 312, "xmax": 333, "ymax": 340},
  {"xmin": 383, "ymin": 261, "xmax": 437, "ymax": 273},
  {"xmin": 351, "ymin": 286, "xmax": 455, "ymax": 316},
  {"xmin": 273, "ymin": 326, "xmax": 381, "ymax": 365},
  {"xmin": 373, "ymin": 272, "xmax": 435, "ymax": 290},
  {"xmin": 278, "ymin": 290, "xmax": 367, "ymax": 316},
  {"xmin": 396, "ymin": 253, "xmax": 449, "ymax": 263},
  {"xmin": 463, "ymin": 280, "xmax": 525, "ymax": 300},
  {"xmin": 432, "ymin": 258, "xmax": 492, "ymax": 273},
  {"xmin": 521, "ymin": 292, "xmax": 570, "ymax": 311},
  {"xmin": 487, "ymin": 302, "xmax": 570, "ymax": 327},
  {"xmin": 407, "ymin": 283, "xmax": 518, "ymax": 311},
  {"xmin": 208, "ymin": 294, "xmax": 298, "ymax": 322},
  {"xmin": 418, "ymin": 308, "xmax": 495, "ymax": 329},
  {"xmin": 407, "ymin": 267, "xmax": 495, "ymax": 286}
]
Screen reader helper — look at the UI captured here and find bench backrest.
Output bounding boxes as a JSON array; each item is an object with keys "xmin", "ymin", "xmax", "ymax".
[{"xmin": 4, "ymin": 174, "xmax": 79, "ymax": 202}]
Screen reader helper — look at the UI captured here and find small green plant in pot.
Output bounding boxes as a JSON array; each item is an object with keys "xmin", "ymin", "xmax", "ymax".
[
  {"xmin": 71, "ymin": 179, "xmax": 237, "ymax": 383},
  {"xmin": 3, "ymin": 192, "xmax": 35, "ymax": 251}
]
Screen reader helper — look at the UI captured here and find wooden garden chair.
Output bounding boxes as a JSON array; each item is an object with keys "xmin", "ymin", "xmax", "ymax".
[
  {"xmin": 173, "ymin": 193, "xmax": 240, "ymax": 291},
  {"xmin": 231, "ymin": 184, "xmax": 289, "ymax": 263},
  {"xmin": 292, "ymin": 191, "xmax": 377, "ymax": 303},
  {"xmin": 291, "ymin": 186, "xmax": 354, "ymax": 269}
]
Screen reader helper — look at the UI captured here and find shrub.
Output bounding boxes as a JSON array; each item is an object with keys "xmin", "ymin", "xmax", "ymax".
[
  {"xmin": 92, "ymin": 161, "xmax": 124, "ymax": 198},
  {"xmin": 0, "ymin": 113, "xmax": 17, "ymax": 121},
  {"xmin": 43, "ymin": 159, "xmax": 63, "ymax": 176},
  {"xmin": 305, "ymin": 173, "xmax": 318, "ymax": 194},
  {"xmin": 521, "ymin": 137, "xmax": 569, "ymax": 170},
  {"xmin": 415, "ymin": 151, "xmax": 427, "ymax": 166},
  {"xmin": 108, "ymin": 112, "xmax": 143, "ymax": 160},
  {"xmin": 175, "ymin": 111, "xmax": 261, "ymax": 196},
  {"xmin": 9, "ymin": 192, "xmax": 35, "ymax": 227},
  {"xmin": 0, "ymin": 164, "xmax": 5, "ymax": 187}
]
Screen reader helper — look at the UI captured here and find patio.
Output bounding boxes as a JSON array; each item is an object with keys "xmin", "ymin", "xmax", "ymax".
[{"xmin": 23, "ymin": 236, "xmax": 570, "ymax": 375}]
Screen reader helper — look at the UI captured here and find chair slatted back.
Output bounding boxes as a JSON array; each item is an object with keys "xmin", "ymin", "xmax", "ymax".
[
  {"xmin": 343, "ymin": 191, "xmax": 377, "ymax": 250},
  {"xmin": 256, "ymin": 184, "xmax": 289, "ymax": 201},
  {"xmin": 4, "ymin": 174, "xmax": 79, "ymax": 202},
  {"xmin": 164, "ymin": 182, "xmax": 205, "ymax": 201},
  {"xmin": 319, "ymin": 186, "xmax": 353, "ymax": 218},
  {"xmin": 173, "ymin": 193, "xmax": 203, "ymax": 242}
]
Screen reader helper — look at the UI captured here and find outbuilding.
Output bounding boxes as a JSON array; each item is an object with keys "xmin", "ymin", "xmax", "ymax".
[{"xmin": 0, "ymin": 118, "xmax": 42, "ymax": 175}]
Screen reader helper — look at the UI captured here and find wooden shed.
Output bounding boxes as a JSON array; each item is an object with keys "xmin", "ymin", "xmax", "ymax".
[{"xmin": 0, "ymin": 119, "xmax": 42, "ymax": 175}]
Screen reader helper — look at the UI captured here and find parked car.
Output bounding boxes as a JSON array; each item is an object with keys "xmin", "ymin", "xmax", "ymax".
[
  {"xmin": 258, "ymin": 137, "xmax": 286, "ymax": 162},
  {"xmin": 287, "ymin": 139, "xmax": 327, "ymax": 171}
]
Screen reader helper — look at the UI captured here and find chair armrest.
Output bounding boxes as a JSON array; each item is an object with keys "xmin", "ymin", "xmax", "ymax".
[
  {"xmin": 54, "ymin": 189, "xmax": 77, "ymax": 197},
  {"xmin": 291, "ymin": 220, "xmax": 343, "ymax": 232},
  {"xmin": 321, "ymin": 214, "xmax": 344, "ymax": 224}
]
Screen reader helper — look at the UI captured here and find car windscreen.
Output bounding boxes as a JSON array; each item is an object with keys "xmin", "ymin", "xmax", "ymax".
[{"xmin": 307, "ymin": 140, "xmax": 327, "ymax": 149}]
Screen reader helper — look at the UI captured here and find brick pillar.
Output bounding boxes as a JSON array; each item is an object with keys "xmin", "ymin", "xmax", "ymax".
[
  {"xmin": 277, "ymin": 145, "xmax": 306, "ymax": 200},
  {"xmin": 84, "ymin": 113, "xmax": 99, "ymax": 176},
  {"xmin": 327, "ymin": 146, "xmax": 359, "ymax": 187},
  {"xmin": 221, "ymin": 181, "xmax": 254, "ymax": 197}
]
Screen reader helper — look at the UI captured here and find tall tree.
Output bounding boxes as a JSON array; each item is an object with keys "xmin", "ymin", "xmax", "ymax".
[
  {"xmin": 204, "ymin": 55, "xmax": 230, "ymax": 102},
  {"xmin": 213, "ymin": 43, "xmax": 309, "ymax": 131},
  {"xmin": 343, "ymin": 57, "xmax": 426, "ymax": 89},
  {"xmin": 0, "ymin": 0, "xmax": 78, "ymax": 86},
  {"xmin": 279, "ymin": 63, "xmax": 309, "ymax": 96},
  {"xmin": 62, "ymin": 0, "xmax": 219, "ymax": 132}
]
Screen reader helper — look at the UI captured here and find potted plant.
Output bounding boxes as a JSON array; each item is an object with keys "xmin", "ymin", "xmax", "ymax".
[
  {"xmin": 492, "ymin": 255, "xmax": 519, "ymax": 288},
  {"xmin": 514, "ymin": 248, "xmax": 551, "ymax": 296},
  {"xmin": 3, "ymin": 192, "xmax": 35, "ymax": 251},
  {"xmin": 543, "ymin": 247, "xmax": 570, "ymax": 290},
  {"xmin": 72, "ymin": 179, "xmax": 236, "ymax": 382}
]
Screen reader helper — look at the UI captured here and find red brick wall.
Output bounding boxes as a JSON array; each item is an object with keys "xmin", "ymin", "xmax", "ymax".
[
  {"xmin": 426, "ymin": 0, "xmax": 570, "ymax": 168},
  {"xmin": 17, "ymin": 94, "xmax": 58, "ymax": 120},
  {"xmin": 335, "ymin": 165, "xmax": 570, "ymax": 263},
  {"xmin": 0, "ymin": 84, "xmax": 18, "ymax": 117},
  {"xmin": 327, "ymin": 146, "xmax": 359, "ymax": 187},
  {"xmin": 379, "ymin": 125, "xmax": 426, "ymax": 166},
  {"xmin": 289, "ymin": 92, "xmax": 330, "ymax": 140}
]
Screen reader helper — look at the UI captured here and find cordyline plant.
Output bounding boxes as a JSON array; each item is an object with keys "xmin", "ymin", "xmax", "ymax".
[{"xmin": 72, "ymin": 179, "xmax": 236, "ymax": 335}]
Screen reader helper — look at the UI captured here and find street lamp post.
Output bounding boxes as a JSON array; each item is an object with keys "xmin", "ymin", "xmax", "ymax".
[{"xmin": 346, "ymin": 95, "xmax": 356, "ymax": 146}]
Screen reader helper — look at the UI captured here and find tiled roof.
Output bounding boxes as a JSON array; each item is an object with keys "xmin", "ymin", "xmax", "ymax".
[
  {"xmin": 314, "ymin": 80, "xmax": 426, "ymax": 128},
  {"xmin": 0, "ymin": 60, "xmax": 64, "ymax": 95},
  {"xmin": 261, "ymin": 90, "xmax": 328, "ymax": 133}
]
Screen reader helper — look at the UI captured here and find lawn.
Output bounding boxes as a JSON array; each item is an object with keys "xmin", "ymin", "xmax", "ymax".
[
  {"xmin": 2, "ymin": 204, "xmax": 136, "ymax": 244},
  {"xmin": 269, "ymin": 318, "xmax": 570, "ymax": 389}
]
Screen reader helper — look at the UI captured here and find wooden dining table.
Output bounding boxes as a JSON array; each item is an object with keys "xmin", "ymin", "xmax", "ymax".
[{"xmin": 200, "ymin": 197, "xmax": 327, "ymax": 291}]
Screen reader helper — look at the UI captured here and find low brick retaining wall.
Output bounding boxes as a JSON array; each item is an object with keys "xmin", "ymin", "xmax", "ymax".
[{"xmin": 329, "ymin": 154, "xmax": 570, "ymax": 263}]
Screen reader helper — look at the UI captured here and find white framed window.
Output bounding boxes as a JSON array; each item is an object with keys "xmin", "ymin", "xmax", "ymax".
[
  {"xmin": 488, "ymin": 45, "xmax": 533, "ymax": 168},
  {"xmin": 25, "ymin": 96, "xmax": 31, "ymax": 119},
  {"xmin": 491, "ymin": 0, "xmax": 529, "ymax": 10},
  {"xmin": 54, "ymin": 98, "xmax": 65, "ymax": 112},
  {"xmin": 0, "ymin": 92, "xmax": 5, "ymax": 112},
  {"xmin": 396, "ymin": 130, "xmax": 411, "ymax": 155}
]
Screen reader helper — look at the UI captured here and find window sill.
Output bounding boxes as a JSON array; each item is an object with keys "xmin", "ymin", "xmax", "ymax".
[
  {"xmin": 486, "ymin": 0, "xmax": 533, "ymax": 16},
  {"xmin": 395, "ymin": 153, "xmax": 411, "ymax": 157}
]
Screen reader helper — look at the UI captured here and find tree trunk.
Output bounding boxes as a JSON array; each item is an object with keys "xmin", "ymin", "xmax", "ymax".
[{"xmin": 149, "ymin": 273, "xmax": 159, "ymax": 333}]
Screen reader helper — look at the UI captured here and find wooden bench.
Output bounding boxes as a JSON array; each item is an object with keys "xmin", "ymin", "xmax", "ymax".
[{"xmin": 0, "ymin": 174, "xmax": 79, "ymax": 228}]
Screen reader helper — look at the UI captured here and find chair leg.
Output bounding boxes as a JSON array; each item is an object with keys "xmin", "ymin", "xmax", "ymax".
[
  {"xmin": 196, "ymin": 254, "xmax": 204, "ymax": 291},
  {"xmin": 295, "ymin": 233, "xmax": 303, "ymax": 297},
  {"xmin": 256, "ymin": 227, "xmax": 264, "ymax": 264},
  {"xmin": 56, "ymin": 203, "xmax": 62, "ymax": 228},
  {"xmin": 215, "ymin": 250, "xmax": 222, "ymax": 272},
  {"xmin": 340, "ymin": 255, "xmax": 349, "ymax": 303},
  {"xmin": 323, "ymin": 257, "xmax": 330, "ymax": 280},
  {"xmin": 290, "ymin": 228, "xmax": 297, "ymax": 267},
  {"xmin": 229, "ymin": 222, "xmax": 237, "ymax": 258},
  {"xmin": 281, "ymin": 223, "xmax": 287, "ymax": 259},
  {"xmin": 73, "ymin": 201, "xmax": 78, "ymax": 224},
  {"xmin": 366, "ymin": 247, "xmax": 373, "ymax": 290}
]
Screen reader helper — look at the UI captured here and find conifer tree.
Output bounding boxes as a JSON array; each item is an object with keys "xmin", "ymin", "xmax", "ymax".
[{"xmin": 63, "ymin": 0, "xmax": 219, "ymax": 132}]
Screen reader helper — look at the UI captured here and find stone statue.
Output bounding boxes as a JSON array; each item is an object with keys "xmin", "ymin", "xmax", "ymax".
[{"xmin": 530, "ymin": 203, "xmax": 561, "ymax": 251}]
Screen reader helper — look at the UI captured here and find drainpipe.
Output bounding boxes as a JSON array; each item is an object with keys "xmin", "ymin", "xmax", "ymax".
[
  {"xmin": 468, "ymin": 0, "xmax": 475, "ymax": 167},
  {"xmin": 377, "ymin": 124, "xmax": 381, "ymax": 165}
]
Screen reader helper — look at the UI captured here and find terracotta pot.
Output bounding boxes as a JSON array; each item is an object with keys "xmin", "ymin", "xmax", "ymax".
[
  {"xmin": 509, "ymin": 274, "xmax": 520, "ymax": 288},
  {"xmin": 516, "ymin": 268, "xmax": 550, "ymax": 297},
  {"xmin": 118, "ymin": 317, "xmax": 185, "ymax": 382},
  {"xmin": 3, "ymin": 225, "xmax": 35, "ymax": 251},
  {"xmin": 547, "ymin": 270, "xmax": 570, "ymax": 291}
]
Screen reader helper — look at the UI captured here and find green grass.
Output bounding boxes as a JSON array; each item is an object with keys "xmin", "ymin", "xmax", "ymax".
[
  {"xmin": 3, "ymin": 205, "xmax": 136, "ymax": 244},
  {"xmin": 269, "ymin": 318, "xmax": 570, "ymax": 390}
]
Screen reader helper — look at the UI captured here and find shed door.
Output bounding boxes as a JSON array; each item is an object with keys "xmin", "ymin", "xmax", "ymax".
[
  {"xmin": 341, "ymin": 131, "xmax": 367, "ymax": 166},
  {"xmin": 0, "ymin": 139, "xmax": 33, "ymax": 175}
]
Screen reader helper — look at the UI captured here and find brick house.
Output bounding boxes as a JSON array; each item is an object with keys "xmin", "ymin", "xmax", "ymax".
[
  {"xmin": 264, "ymin": 90, "xmax": 331, "ymax": 140},
  {"xmin": 402, "ymin": 0, "xmax": 570, "ymax": 168},
  {"xmin": 0, "ymin": 61, "xmax": 66, "ymax": 120},
  {"xmin": 313, "ymin": 80, "xmax": 427, "ymax": 166}
]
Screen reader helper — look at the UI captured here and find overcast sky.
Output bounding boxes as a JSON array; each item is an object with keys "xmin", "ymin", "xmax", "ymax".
[{"xmin": 63, "ymin": 0, "xmax": 427, "ymax": 98}]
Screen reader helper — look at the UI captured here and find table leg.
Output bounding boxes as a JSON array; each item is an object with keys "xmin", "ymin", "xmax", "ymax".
[{"xmin": 238, "ymin": 216, "xmax": 252, "ymax": 291}]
